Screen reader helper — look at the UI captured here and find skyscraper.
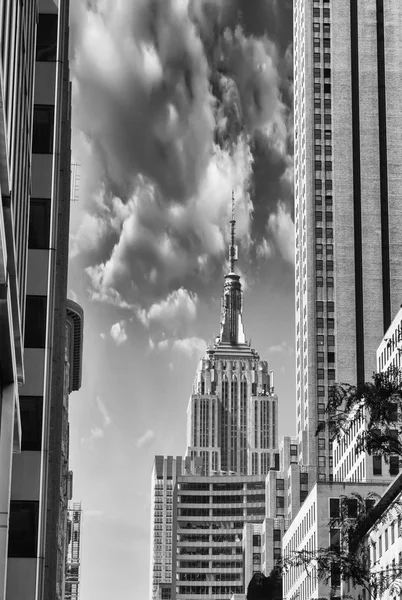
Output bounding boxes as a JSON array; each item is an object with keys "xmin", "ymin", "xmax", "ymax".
[
  {"xmin": 186, "ymin": 205, "xmax": 278, "ymax": 477},
  {"xmin": 150, "ymin": 207, "xmax": 281, "ymax": 600},
  {"xmin": 294, "ymin": 0, "xmax": 402, "ymax": 477}
]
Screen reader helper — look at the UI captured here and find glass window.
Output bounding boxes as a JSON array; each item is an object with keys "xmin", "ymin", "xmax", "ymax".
[
  {"xmin": 276, "ymin": 497, "xmax": 284, "ymax": 508},
  {"xmin": 317, "ymin": 386, "xmax": 325, "ymax": 397},
  {"xmin": 19, "ymin": 397, "xmax": 43, "ymax": 451},
  {"xmin": 316, "ymin": 301, "xmax": 324, "ymax": 312},
  {"xmin": 276, "ymin": 479, "xmax": 285, "ymax": 490},
  {"xmin": 29, "ymin": 199, "xmax": 51, "ymax": 249},
  {"xmin": 316, "ymin": 277, "xmax": 323, "ymax": 287},
  {"xmin": 33, "ymin": 105, "xmax": 54, "ymax": 154},
  {"xmin": 36, "ymin": 14, "xmax": 58, "ymax": 61},
  {"xmin": 328, "ymin": 335, "xmax": 335, "ymax": 345},
  {"xmin": 327, "ymin": 318, "xmax": 335, "ymax": 329},
  {"xmin": 317, "ymin": 352, "xmax": 324, "ymax": 363},
  {"xmin": 8, "ymin": 501, "xmax": 39, "ymax": 558},
  {"xmin": 328, "ymin": 352, "xmax": 335, "ymax": 363},
  {"xmin": 328, "ymin": 369, "xmax": 336, "ymax": 381},
  {"xmin": 327, "ymin": 277, "xmax": 334, "ymax": 288},
  {"xmin": 25, "ymin": 296, "xmax": 47, "ymax": 348},
  {"xmin": 373, "ymin": 455, "xmax": 382, "ymax": 475},
  {"xmin": 318, "ymin": 439, "xmax": 325, "ymax": 450}
]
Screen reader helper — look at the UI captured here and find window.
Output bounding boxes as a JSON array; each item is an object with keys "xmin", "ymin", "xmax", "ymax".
[
  {"xmin": 324, "ymin": 130, "xmax": 332, "ymax": 139},
  {"xmin": 317, "ymin": 386, "xmax": 325, "ymax": 397},
  {"xmin": 315, "ymin": 161, "xmax": 322, "ymax": 171},
  {"xmin": 327, "ymin": 302, "xmax": 335, "ymax": 312},
  {"xmin": 316, "ymin": 277, "xmax": 323, "ymax": 287},
  {"xmin": 25, "ymin": 296, "xmax": 47, "ymax": 348},
  {"xmin": 315, "ymin": 194, "xmax": 323, "ymax": 205},
  {"xmin": 276, "ymin": 479, "xmax": 285, "ymax": 490},
  {"xmin": 315, "ymin": 212, "xmax": 323, "ymax": 223},
  {"xmin": 276, "ymin": 497, "xmax": 284, "ymax": 508},
  {"xmin": 273, "ymin": 529, "xmax": 281, "ymax": 542},
  {"xmin": 319, "ymin": 456, "xmax": 326, "ymax": 467},
  {"xmin": 389, "ymin": 455, "xmax": 399, "ymax": 476},
  {"xmin": 328, "ymin": 369, "xmax": 335, "ymax": 381},
  {"xmin": 316, "ymin": 243, "xmax": 323, "ymax": 254},
  {"xmin": 330, "ymin": 499, "xmax": 340, "ymax": 518},
  {"xmin": 8, "ymin": 501, "xmax": 39, "ymax": 558},
  {"xmin": 316, "ymin": 319, "xmax": 324, "ymax": 331},
  {"xmin": 316, "ymin": 301, "xmax": 324, "ymax": 312},
  {"xmin": 316, "ymin": 227, "xmax": 323, "ymax": 238},
  {"xmin": 316, "ymin": 260, "xmax": 323, "ymax": 271},
  {"xmin": 317, "ymin": 368, "xmax": 324, "ymax": 379},
  {"xmin": 326, "ymin": 243, "xmax": 334, "ymax": 254},
  {"xmin": 33, "ymin": 105, "xmax": 54, "ymax": 154},
  {"xmin": 328, "ymin": 335, "xmax": 335, "ymax": 345},
  {"xmin": 327, "ymin": 277, "xmax": 334, "ymax": 288},
  {"xmin": 324, "ymin": 83, "xmax": 331, "ymax": 93},
  {"xmin": 325, "ymin": 162, "xmax": 333, "ymax": 171},
  {"xmin": 29, "ymin": 199, "xmax": 51, "ymax": 249},
  {"xmin": 318, "ymin": 439, "xmax": 325, "ymax": 450},
  {"xmin": 19, "ymin": 397, "xmax": 43, "ymax": 451},
  {"xmin": 317, "ymin": 352, "xmax": 324, "ymax": 363},
  {"xmin": 318, "ymin": 403, "xmax": 325, "ymax": 414},
  {"xmin": 373, "ymin": 455, "xmax": 382, "ymax": 475},
  {"xmin": 300, "ymin": 473, "xmax": 308, "ymax": 485},
  {"xmin": 317, "ymin": 335, "xmax": 324, "ymax": 346},
  {"xmin": 328, "ymin": 352, "xmax": 335, "ymax": 363},
  {"xmin": 253, "ymin": 535, "xmax": 261, "ymax": 547},
  {"xmin": 290, "ymin": 444, "xmax": 298, "ymax": 457},
  {"xmin": 327, "ymin": 318, "xmax": 335, "ymax": 329},
  {"xmin": 36, "ymin": 14, "xmax": 58, "ymax": 61},
  {"xmin": 324, "ymin": 68, "xmax": 331, "ymax": 78}
]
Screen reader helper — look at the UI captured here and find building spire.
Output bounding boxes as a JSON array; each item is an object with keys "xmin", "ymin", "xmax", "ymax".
[
  {"xmin": 229, "ymin": 191, "xmax": 238, "ymax": 273},
  {"xmin": 218, "ymin": 192, "xmax": 245, "ymax": 345}
]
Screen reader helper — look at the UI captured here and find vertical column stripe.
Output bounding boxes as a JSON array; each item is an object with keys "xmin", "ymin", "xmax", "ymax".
[
  {"xmin": 350, "ymin": 0, "xmax": 365, "ymax": 385},
  {"xmin": 376, "ymin": 0, "xmax": 391, "ymax": 332}
]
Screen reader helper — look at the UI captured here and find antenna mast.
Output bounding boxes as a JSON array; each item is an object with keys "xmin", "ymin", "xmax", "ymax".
[{"xmin": 229, "ymin": 191, "xmax": 237, "ymax": 272}]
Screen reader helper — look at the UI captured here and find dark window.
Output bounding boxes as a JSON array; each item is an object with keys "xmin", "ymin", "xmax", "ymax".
[
  {"xmin": 328, "ymin": 369, "xmax": 336, "ymax": 381},
  {"xmin": 373, "ymin": 455, "xmax": 382, "ymax": 475},
  {"xmin": 316, "ymin": 260, "xmax": 323, "ymax": 271},
  {"xmin": 326, "ymin": 243, "xmax": 334, "ymax": 254},
  {"xmin": 315, "ymin": 211, "xmax": 323, "ymax": 222},
  {"xmin": 324, "ymin": 83, "xmax": 331, "ymax": 93},
  {"xmin": 273, "ymin": 548, "xmax": 281, "ymax": 560},
  {"xmin": 316, "ymin": 319, "xmax": 324, "ymax": 329},
  {"xmin": 328, "ymin": 352, "xmax": 335, "ymax": 363},
  {"xmin": 317, "ymin": 352, "xmax": 324, "ymax": 363},
  {"xmin": 324, "ymin": 39, "xmax": 331, "ymax": 48},
  {"xmin": 327, "ymin": 277, "xmax": 334, "ymax": 288},
  {"xmin": 36, "ymin": 14, "xmax": 58, "ymax": 61},
  {"xmin": 318, "ymin": 439, "xmax": 325, "ymax": 450},
  {"xmin": 316, "ymin": 301, "xmax": 324, "ymax": 312},
  {"xmin": 28, "ymin": 199, "xmax": 51, "ymax": 249},
  {"xmin": 317, "ymin": 386, "xmax": 325, "ymax": 397},
  {"xmin": 8, "ymin": 501, "xmax": 39, "ymax": 558},
  {"xmin": 25, "ymin": 296, "xmax": 47, "ymax": 348},
  {"xmin": 19, "ymin": 397, "xmax": 43, "ymax": 451},
  {"xmin": 33, "ymin": 105, "xmax": 54, "ymax": 154},
  {"xmin": 317, "ymin": 335, "xmax": 324, "ymax": 346},
  {"xmin": 314, "ymin": 83, "xmax": 321, "ymax": 93},
  {"xmin": 329, "ymin": 499, "xmax": 340, "ymax": 518},
  {"xmin": 300, "ymin": 473, "xmax": 308, "ymax": 485},
  {"xmin": 253, "ymin": 535, "xmax": 261, "ymax": 547},
  {"xmin": 276, "ymin": 497, "xmax": 284, "ymax": 508},
  {"xmin": 316, "ymin": 243, "xmax": 323, "ymax": 253},
  {"xmin": 273, "ymin": 529, "xmax": 281, "ymax": 542},
  {"xmin": 318, "ymin": 403, "xmax": 325, "ymax": 414},
  {"xmin": 300, "ymin": 491, "xmax": 308, "ymax": 503},
  {"xmin": 327, "ymin": 302, "xmax": 335, "ymax": 312},
  {"xmin": 328, "ymin": 335, "xmax": 335, "ymax": 345},
  {"xmin": 389, "ymin": 456, "xmax": 399, "ymax": 476},
  {"xmin": 324, "ymin": 68, "xmax": 331, "ymax": 78},
  {"xmin": 314, "ymin": 115, "xmax": 321, "ymax": 124},
  {"xmin": 327, "ymin": 318, "xmax": 335, "ymax": 329},
  {"xmin": 314, "ymin": 130, "xmax": 322, "ymax": 140},
  {"xmin": 290, "ymin": 444, "xmax": 298, "ymax": 456},
  {"xmin": 316, "ymin": 227, "xmax": 323, "ymax": 239},
  {"xmin": 316, "ymin": 277, "xmax": 323, "ymax": 287},
  {"xmin": 276, "ymin": 479, "xmax": 285, "ymax": 490},
  {"xmin": 325, "ymin": 162, "xmax": 332, "ymax": 171},
  {"xmin": 315, "ymin": 161, "xmax": 322, "ymax": 170},
  {"xmin": 315, "ymin": 180, "xmax": 322, "ymax": 190}
]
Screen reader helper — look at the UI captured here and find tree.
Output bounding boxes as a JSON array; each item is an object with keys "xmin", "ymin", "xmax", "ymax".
[
  {"xmin": 324, "ymin": 366, "xmax": 402, "ymax": 468},
  {"xmin": 246, "ymin": 568, "xmax": 282, "ymax": 600}
]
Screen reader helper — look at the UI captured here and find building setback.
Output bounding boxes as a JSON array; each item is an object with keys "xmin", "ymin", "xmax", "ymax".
[{"xmin": 294, "ymin": 0, "xmax": 402, "ymax": 479}]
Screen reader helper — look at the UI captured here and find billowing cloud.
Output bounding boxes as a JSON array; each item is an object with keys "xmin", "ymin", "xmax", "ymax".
[
  {"xmin": 173, "ymin": 337, "xmax": 207, "ymax": 357},
  {"xmin": 267, "ymin": 201, "xmax": 295, "ymax": 264},
  {"xmin": 136, "ymin": 288, "xmax": 198, "ymax": 333},
  {"xmin": 70, "ymin": 0, "xmax": 293, "ymax": 308},
  {"xmin": 136, "ymin": 429, "xmax": 156, "ymax": 449},
  {"xmin": 110, "ymin": 320, "xmax": 128, "ymax": 345}
]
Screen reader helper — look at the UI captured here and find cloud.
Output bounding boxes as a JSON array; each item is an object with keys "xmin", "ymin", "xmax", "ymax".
[
  {"xmin": 95, "ymin": 396, "xmax": 111, "ymax": 427},
  {"xmin": 173, "ymin": 337, "xmax": 206, "ymax": 357},
  {"xmin": 110, "ymin": 321, "xmax": 128, "ymax": 345},
  {"xmin": 80, "ymin": 426, "xmax": 104, "ymax": 446},
  {"xmin": 70, "ymin": 0, "xmax": 292, "ymax": 309},
  {"xmin": 268, "ymin": 340, "xmax": 294, "ymax": 355},
  {"xmin": 136, "ymin": 429, "xmax": 156, "ymax": 449},
  {"xmin": 136, "ymin": 288, "xmax": 198, "ymax": 333},
  {"xmin": 256, "ymin": 237, "xmax": 274, "ymax": 260},
  {"xmin": 267, "ymin": 201, "xmax": 295, "ymax": 264}
]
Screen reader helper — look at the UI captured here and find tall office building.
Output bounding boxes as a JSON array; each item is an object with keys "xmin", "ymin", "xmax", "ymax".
[
  {"xmin": 294, "ymin": 0, "xmax": 402, "ymax": 477},
  {"xmin": 0, "ymin": 1, "xmax": 74, "ymax": 599},
  {"xmin": 186, "ymin": 210, "xmax": 278, "ymax": 477}
]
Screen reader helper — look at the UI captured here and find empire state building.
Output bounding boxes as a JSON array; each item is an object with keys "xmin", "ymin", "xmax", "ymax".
[{"xmin": 186, "ymin": 209, "xmax": 279, "ymax": 477}]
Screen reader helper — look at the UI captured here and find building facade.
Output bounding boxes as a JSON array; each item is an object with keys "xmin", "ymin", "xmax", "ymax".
[
  {"xmin": 294, "ymin": 0, "xmax": 402, "ymax": 478},
  {"xmin": 65, "ymin": 502, "xmax": 83, "ymax": 600},
  {"xmin": 0, "ymin": 1, "xmax": 74, "ymax": 599}
]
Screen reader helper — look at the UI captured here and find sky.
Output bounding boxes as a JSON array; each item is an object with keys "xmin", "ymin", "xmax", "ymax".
[{"xmin": 67, "ymin": 1, "xmax": 294, "ymax": 598}]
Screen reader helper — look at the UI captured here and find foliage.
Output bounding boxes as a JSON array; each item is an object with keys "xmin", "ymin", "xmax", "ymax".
[
  {"xmin": 279, "ymin": 492, "xmax": 402, "ymax": 599},
  {"xmin": 324, "ymin": 366, "xmax": 402, "ymax": 464}
]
